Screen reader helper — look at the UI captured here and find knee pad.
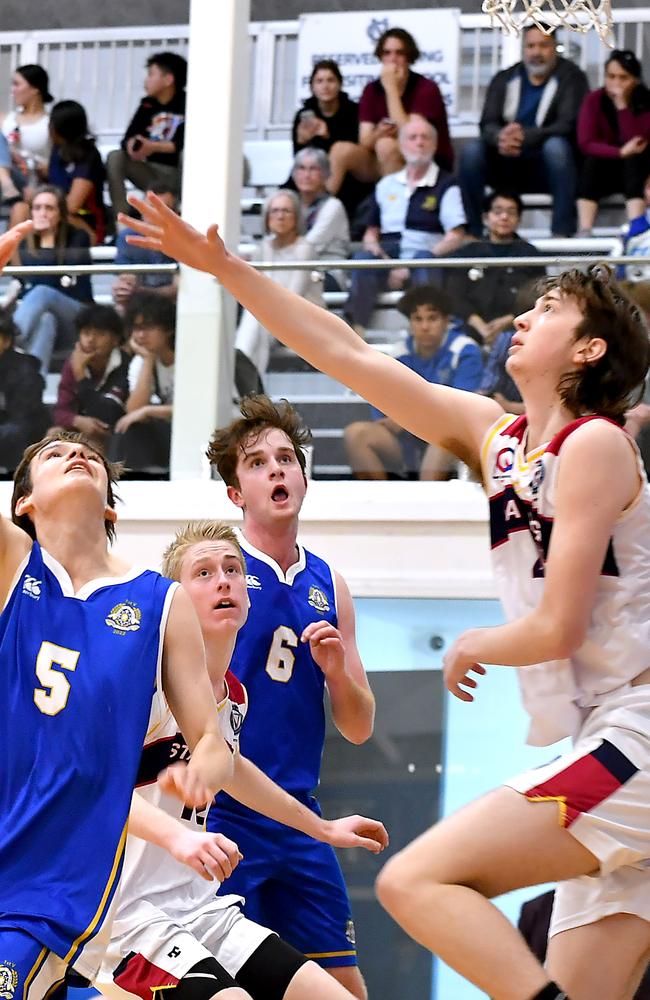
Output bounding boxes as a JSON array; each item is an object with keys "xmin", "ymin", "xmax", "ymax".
[
  {"xmin": 167, "ymin": 957, "xmax": 240, "ymax": 1000},
  {"xmin": 236, "ymin": 934, "xmax": 308, "ymax": 1000}
]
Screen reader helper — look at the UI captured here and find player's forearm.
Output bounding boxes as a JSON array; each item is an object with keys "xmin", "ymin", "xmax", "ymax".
[
  {"xmin": 223, "ymin": 755, "xmax": 332, "ymax": 842},
  {"xmin": 328, "ymin": 674, "xmax": 375, "ymax": 744},
  {"xmin": 187, "ymin": 733, "xmax": 234, "ymax": 794},
  {"xmin": 220, "ymin": 251, "xmax": 370, "ymax": 382},
  {"xmin": 128, "ymin": 790, "xmax": 184, "ymax": 849},
  {"xmin": 457, "ymin": 612, "xmax": 584, "ymax": 669}
]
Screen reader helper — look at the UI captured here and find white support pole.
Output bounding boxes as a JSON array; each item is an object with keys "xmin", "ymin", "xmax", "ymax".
[{"xmin": 170, "ymin": 0, "xmax": 250, "ymax": 480}]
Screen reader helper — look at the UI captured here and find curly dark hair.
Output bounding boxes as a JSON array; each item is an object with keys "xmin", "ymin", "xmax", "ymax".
[
  {"xmin": 540, "ymin": 267, "xmax": 650, "ymax": 424},
  {"xmin": 12, "ymin": 430, "xmax": 121, "ymax": 543},
  {"xmin": 207, "ymin": 395, "xmax": 312, "ymax": 488}
]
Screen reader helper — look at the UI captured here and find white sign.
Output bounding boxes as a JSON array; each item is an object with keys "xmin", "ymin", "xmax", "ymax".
[{"xmin": 296, "ymin": 9, "xmax": 461, "ymax": 118}]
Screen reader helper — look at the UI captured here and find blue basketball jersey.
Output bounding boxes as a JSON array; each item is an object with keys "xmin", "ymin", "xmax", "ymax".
[
  {"xmin": 0, "ymin": 541, "xmax": 177, "ymax": 979},
  {"xmin": 210, "ymin": 529, "xmax": 337, "ymax": 832}
]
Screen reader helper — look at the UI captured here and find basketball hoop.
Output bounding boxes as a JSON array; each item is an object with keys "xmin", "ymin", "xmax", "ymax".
[{"xmin": 481, "ymin": 1, "xmax": 614, "ymax": 45}]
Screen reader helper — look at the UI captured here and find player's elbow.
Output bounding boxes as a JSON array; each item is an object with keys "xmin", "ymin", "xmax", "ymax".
[{"xmin": 544, "ymin": 613, "xmax": 587, "ymax": 660}]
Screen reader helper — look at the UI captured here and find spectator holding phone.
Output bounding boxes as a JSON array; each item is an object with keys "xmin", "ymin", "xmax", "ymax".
[{"xmin": 107, "ymin": 52, "xmax": 186, "ymax": 219}]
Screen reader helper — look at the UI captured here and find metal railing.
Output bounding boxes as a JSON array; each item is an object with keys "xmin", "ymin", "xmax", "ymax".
[{"xmin": 0, "ymin": 10, "xmax": 649, "ymax": 145}]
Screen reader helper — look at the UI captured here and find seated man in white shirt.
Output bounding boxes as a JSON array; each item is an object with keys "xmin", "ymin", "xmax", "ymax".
[{"xmin": 346, "ymin": 115, "xmax": 466, "ymax": 337}]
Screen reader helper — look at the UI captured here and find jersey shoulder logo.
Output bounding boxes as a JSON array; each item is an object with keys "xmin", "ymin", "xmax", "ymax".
[
  {"xmin": 308, "ymin": 585, "xmax": 330, "ymax": 613},
  {"xmin": 22, "ymin": 575, "xmax": 41, "ymax": 599},
  {"xmin": 246, "ymin": 574, "xmax": 262, "ymax": 590},
  {"xmin": 0, "ymin": 963, "xmax": 18, "ymax": 999},
  {"xmin": 106, "ymin": 601, "xmax": 142, "ymax": 634}
]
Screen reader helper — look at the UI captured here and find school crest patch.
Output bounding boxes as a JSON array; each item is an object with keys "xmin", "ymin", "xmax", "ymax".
[
  {"xmin": 105, "ymin": 601, "xmax": 142, "ymax": 634},
  {"xmin": 307, "ymin": 586, "xmax": 330, "ymax": 613},
  {"xmin": 0, "ymin": 963, "xmax": 18, "ymax": 1000}
]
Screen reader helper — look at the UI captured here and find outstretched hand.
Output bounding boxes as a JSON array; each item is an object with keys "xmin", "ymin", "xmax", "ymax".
[
  {"xmin": 121, "ymin": 193, "xmax": 227, "ymax": 276},
  {"xmin": 325, "ymin": 815, "xmax": 389, "ymax": 853},
  {"xmin": 0, "ymin": 220, "xmax": 32, "ymax": 270}
]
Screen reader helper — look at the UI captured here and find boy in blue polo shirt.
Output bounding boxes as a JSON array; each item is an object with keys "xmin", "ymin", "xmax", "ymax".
[{"xmin": 344, "ymin": 284, "xmax": 483, "ymax": 479}]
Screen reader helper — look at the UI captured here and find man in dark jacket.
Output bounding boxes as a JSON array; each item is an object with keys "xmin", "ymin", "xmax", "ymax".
[
  {"xmin": 107, "ymin": 51, "xmax": 186, "ymax": 218},
  {"xmin": 458, "ymin": 24, "xmax": 588, "ymax": 237},
  {"xmin": 0, "ymin": 311, "xmax": 49, "ymax": 472}
]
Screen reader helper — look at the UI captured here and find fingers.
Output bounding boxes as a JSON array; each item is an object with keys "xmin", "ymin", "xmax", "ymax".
[
  {"xmin": 158, "ymin": 763, "xmax": 213, "ymax": 809},
  {"xmin": 301, "ymin": 621, "xmax": 341, "ymax": 644},
  {"xmin": 201, "ymin": 835, "xmax": 243, "ymax": 881}
]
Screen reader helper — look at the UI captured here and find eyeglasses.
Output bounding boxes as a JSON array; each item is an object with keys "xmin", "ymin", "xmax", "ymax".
[
  {"xmin": 489, "ymin": 206, "xmax": 519, "ymax": 217},
  {"xmin": 269, "ymin": 207, "xmax": 295, "ymax": 215}
]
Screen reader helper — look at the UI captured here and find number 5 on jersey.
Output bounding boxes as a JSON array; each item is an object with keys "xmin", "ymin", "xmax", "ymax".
[
  {"xmin": 266, "ymin": 625, "xmax": 298, "ymax": 682},
  {"xmin": 34, "ymin": 641, "xmax": 80, "ymax": 716}
]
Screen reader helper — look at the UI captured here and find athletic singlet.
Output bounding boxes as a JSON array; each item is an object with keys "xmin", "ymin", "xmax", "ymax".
[
  {"xmin": 111, "ymin": 669, "xmax": 248, "ymax": 924},
  {"xmin": 0, "ymin": 541, "xmax": 176, "ymax": 977},
  {"xmin": 482, "ymin": 413, "xmax": 650, "ymax": 746}
]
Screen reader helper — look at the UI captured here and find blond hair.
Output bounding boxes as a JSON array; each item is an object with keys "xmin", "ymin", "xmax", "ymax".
[{"xmin": 162, "ymin": 520, "xmax": 246, "ymax": 581}]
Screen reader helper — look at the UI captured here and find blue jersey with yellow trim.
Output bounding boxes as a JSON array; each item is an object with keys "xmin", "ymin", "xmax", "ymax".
[
  {"xmin": 0, "ymin": 541, "xmax": 176, "ymax": 978},
  {"xmin": 210, "ymin": 530, "xmax": 337, "ymax": 829}
]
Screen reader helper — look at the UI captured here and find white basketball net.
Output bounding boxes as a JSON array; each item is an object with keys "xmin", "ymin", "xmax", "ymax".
[{"xmin": 482, "ymin": 1, "xmax": 614, "ymax": 44}]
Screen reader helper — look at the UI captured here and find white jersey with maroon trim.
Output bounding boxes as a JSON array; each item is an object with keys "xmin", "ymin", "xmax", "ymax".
[
  {"xmin": 112, "ymin": 669, "xmax": 248, "ymax": 922},
  {"xmin": 481, "ymin": 412, "xmax": 650, "ymax": 747}
]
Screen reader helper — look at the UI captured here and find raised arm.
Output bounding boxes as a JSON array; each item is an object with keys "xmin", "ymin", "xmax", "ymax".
[
  {"xmin": 160, "ymin": 586, "xmax": 235, "ymax": 804},
  {"xmin": 123, "ymin": 195, "xmax": 501, "ymax": 466},
  {"xmin": 0, "ymin": 220, "xmax": 36, "ymax": 600}
]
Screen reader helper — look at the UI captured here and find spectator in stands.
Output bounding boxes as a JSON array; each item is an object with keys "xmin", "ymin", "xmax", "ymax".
[
  {"xmin": 292, "ymin": 59, "xmax": 359, "ymax": 155},
  {"xmin": 0, "ymin": 309, "xmax": 49, "ymax": 473},
  {"xmin": 576, "ymin": 50, "xmax": 650, "ymax": 235},
  {"xmin": 13, "ymin": 185, "xmax": 93, "ymax": 376},
  {"xmin": 110, "ymin": 292, "xmax": 175, "ymax": 476},
  {"xmin": 477, "ymin": 282, "xmax": 539, "ymax": 415},
  {"xmin": 291, "ymin": 147, "xmax": 350, "ymax": 290},
  {"xmin": 326, "ymin": 27, "xmax": 454, "ymax": 202},
  {"xmin": 291, "ymin": 59, "xmax": 367, "ymax": 220},
  {"xmin": 107, "ymin": 52, "xmax": 187, "ymax": 219},
  {"xmin": 235, "ymin": 189, "xmax": 324, "ymax": 376},
  {"xmin": 51, "ymin": 303, "xmax": 130, "ymax": 449},
  {"xmin": 44, "ymin": 100, "xmax": 107, "ymax": 244},
  {"xmin": 344, "ymin": 285, "xmax": 482, "ymax": 480},
  {"xmin": 112, "ymin": 179, "xmax": 179, "ymax": 313},
  {"xmin": 0, "ymin": 64, "xmax": 52, "ymax": 213},
  {"xmin": 458, "ymin": 23, "xmax": 588, "ymax": 238},
  {"xmin": 445, "ymin": 191, "xmax": 544, "ymax": 344},
  {"xmin": 345, "ymin": 115, "xmax": 466, "ymax": 338},
  {"xmin": 621, "ymin": 170, "xmax": 650, "ymax": 280}
]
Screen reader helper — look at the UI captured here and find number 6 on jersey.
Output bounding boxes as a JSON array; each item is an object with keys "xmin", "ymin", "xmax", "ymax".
[
  {"xmin": 34, "ymin": 641, "xmax": 80, "ymax": 716},
  {"xmin": 265, "ymin": 625, "xmax": 298, "ymax": 682}
]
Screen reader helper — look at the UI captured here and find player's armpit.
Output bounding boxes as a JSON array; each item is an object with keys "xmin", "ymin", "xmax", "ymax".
[{"xmin": 0, "ymin": 514, "xmax": 33, "ymax": 610}]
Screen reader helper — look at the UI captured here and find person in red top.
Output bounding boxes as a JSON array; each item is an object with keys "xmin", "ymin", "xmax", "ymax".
[
  {"xmin": 577, "ymin": 49, "xmax": 650, "ymax": 235},
  {"xmin": 326, "ymin": 27, "xmax": 453, "ymax": 200}
]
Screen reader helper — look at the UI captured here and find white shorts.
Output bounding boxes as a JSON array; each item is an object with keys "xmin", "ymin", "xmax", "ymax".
[
  {"xmin": 96, "ymin": 897, "xmax": 274, "ymax": 999},
  {"xmin": 506, "ymin": 687, "xmax": 650, "ymax": 935}
]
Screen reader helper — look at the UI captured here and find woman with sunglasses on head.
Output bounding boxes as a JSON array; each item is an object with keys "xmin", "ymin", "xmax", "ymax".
[{"xmin": 577, "ymin": 49, "xmax": 650, "ymax": 235}]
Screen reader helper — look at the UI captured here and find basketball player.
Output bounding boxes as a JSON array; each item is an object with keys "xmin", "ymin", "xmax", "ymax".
[
  {"xmin": 203, "ymin": 397, "xmax": 375, "ymax": 999},
  {"xmin": 0, "ymin": 428, "xmax": 231, "ymax": 999},
  {"xmin": 97, "ymin": 519, "xmax": 387, "ymax": 1000},
  {"xmin": 124, "ymin": 192, "xmax": 650, "ymax": 1000}
]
